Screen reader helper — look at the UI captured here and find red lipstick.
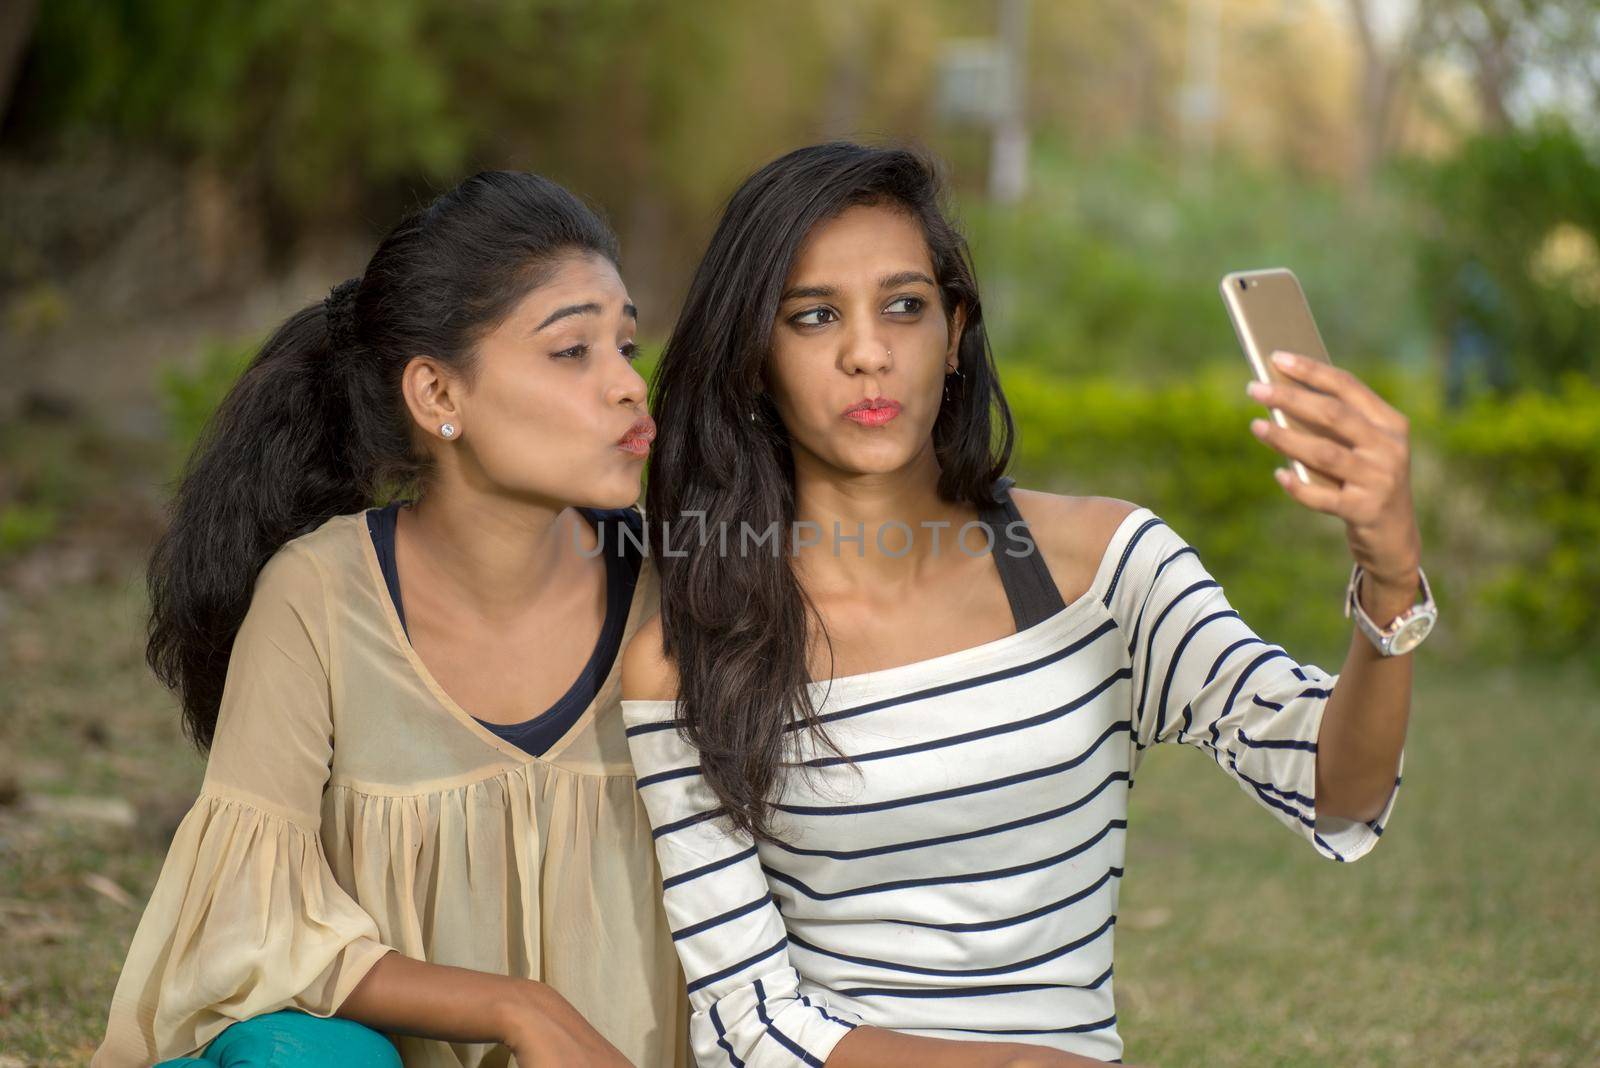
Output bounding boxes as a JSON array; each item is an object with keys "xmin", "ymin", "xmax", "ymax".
[
  {"xmin": 617, "ymin": 415, "xmax": 656, "ymax": 457},
  {"xmin": 843, "ymin": 397, "xmax": 901, "ymax": 428}
]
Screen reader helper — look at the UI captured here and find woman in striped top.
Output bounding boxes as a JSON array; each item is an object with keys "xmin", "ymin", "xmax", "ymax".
[{"xmin": 622, "ymin": 144, "xmax": 1422, "ymax": 1066}]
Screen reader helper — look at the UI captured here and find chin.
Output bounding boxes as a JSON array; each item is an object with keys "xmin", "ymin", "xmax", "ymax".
[
  {"xmin": 527, "ymin": 466, "xmax": 639, "ymax": 512},
  {"xmin": 581, "ymin": 479, "xmax": 643, "ymax": 511},
  {"xmin": 829, "ymin": 445, "xmax": 922, "ymax": 478}
]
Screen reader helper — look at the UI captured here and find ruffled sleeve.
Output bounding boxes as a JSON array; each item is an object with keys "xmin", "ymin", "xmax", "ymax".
[{"xmin": 93, "ymin": 546, "xmax": 394, "ymax": 1066}]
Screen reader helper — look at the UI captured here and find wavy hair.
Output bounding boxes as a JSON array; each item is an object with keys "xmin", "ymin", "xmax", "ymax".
[{"xmin": 646, "ymin": 142, "xmax": 1015, "ymax": 842}]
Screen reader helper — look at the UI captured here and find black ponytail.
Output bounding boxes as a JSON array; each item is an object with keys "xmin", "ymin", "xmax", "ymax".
[{"xmin": 147, "ymin": 171, "xmax": 618, "ymax": 750}]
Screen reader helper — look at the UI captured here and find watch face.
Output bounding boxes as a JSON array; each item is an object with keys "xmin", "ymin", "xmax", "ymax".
[{"xmin": 1390, "ymin": 613, "xmax": 1434, "ymax": 656}]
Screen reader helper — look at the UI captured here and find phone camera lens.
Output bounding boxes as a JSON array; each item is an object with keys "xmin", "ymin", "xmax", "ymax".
[{"xmin": 1237, "ymin": 278, "xmax": 1249, "ymax": 291}]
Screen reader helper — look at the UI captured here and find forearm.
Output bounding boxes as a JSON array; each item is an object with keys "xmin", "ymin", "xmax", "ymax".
[
  {"xmin": 1315, "ymin": 570, "xmax": 1416, "ymax": 822},
  {"xmin": 336, "ymin": 950, "xmax": 544, "ymax": 1046},
  {"xmin": 827, "ymin": 1025, "xmax": 1117, "ymax": 1067}
]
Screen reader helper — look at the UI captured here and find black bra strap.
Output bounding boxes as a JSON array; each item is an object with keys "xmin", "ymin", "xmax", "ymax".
[{"xmin": 978, "ymin": 476, "xmax": 1067, "ymax": 630}]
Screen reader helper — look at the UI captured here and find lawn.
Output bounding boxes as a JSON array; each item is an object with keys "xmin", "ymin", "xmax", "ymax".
[
  {"xmin": 1117, "ymin": 661, "xmax": 1600, "ymax": 1066},
  {"xmin": 2, "ymin": 571, "xmax": 1596, "ymax": 1066}
]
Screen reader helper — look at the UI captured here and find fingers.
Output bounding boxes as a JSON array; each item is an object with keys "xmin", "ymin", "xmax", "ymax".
[
  {"xmin": 1247, "ymin": 371, "xmax": 1409, "ymax": 477},
  {"xmin": 1248, "ymin": 377, "xmax": 1367, "ymax": 446},
  {"xmin": 1267, "ymin": 351, "xmax": 1408, "ymax": 436},
  {"xmin": 1249, "ymin": 404, "xmax": 1410, "ymax": 527},
  {"xmin": 1271, "ymin": 465, "xmax": 1346, "ymax": 515},
  {"xmin": 1250, "ymin": 417, "xmax": 1360, "ymax": 483}
]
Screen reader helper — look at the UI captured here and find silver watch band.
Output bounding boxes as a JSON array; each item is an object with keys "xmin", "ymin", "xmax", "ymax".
[{"xmin": 1344, "ymin": 564, "xmax": 1437, "ymax": 656}]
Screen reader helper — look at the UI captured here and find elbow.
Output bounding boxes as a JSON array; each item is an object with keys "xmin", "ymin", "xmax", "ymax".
[{"xmin": 1318, "ymin": 780, "xmax": 1390, "ymax": 823}]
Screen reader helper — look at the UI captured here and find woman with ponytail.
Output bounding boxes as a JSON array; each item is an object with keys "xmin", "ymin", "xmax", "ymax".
[{"xmin": 94, "ymin": 171, "xmax": 688, "ymax": 1067}]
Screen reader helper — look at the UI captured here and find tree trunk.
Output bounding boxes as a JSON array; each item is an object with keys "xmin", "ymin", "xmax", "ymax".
[{"xmin": 0, "ymin": 0, "xmax": 39, "ymax": 129}]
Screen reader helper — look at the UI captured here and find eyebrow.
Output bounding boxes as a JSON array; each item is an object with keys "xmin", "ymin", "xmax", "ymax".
[
  {"xmin": 780, "ymin": 271, "xmax": 937, "ymax": 303},
  {"xmin": 535, "ymin": 301, "xmax": 638, "ymax": 332}
]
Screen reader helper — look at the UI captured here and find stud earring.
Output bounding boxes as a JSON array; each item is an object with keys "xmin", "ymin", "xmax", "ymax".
[{"xmin": 440, "ymin": 423, "xmax": 457, "ymax": 439}]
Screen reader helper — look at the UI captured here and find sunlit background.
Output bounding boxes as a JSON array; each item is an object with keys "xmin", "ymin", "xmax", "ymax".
[{"xmin": 2, "ymin": 2, "xmax": 1596, "ymax": 1064}]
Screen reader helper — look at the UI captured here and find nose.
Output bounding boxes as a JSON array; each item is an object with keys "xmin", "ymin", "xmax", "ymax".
[
  {"xmin": 607, "ymin": 348, "xmax": 649, "ymax": 410},
  {"xmin": 839, "ymin": 325, "xmax": 893, "ymax": 376}
]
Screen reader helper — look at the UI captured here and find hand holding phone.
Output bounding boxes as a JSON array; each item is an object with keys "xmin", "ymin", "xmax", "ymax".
[
  {"xmin": 1220, "ymin": 268, "xmax": 1340, "ymax": 488},
  {"xmin": 1217, "ymin": 266, "xmax": 1424, "ymax": 601}
]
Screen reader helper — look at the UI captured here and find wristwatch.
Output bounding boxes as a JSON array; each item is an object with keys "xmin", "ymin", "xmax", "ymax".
[{"xmin": 1344, "ymin": 564, "xmax": 1436, "ymax": 656}]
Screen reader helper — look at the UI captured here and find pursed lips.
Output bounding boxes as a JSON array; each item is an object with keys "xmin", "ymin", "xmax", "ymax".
[
  {"xmin": 843, "ymin": 397, "xmax": 901, "ymax": 427},
  {"xmin": 616, "ymin": 415, "xmax": 656, "ymax": 454}
]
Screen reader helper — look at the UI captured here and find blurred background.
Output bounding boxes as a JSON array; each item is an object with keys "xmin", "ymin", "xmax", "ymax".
[{"xmin": 1, "ymin": 1, "xmax": 1596, "ymax": 1064}]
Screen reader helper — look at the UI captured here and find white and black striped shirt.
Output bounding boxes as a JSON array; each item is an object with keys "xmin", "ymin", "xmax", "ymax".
[{"xmin": 623, "ymin": 508, "xmax": 1402, "ymax": 1066}]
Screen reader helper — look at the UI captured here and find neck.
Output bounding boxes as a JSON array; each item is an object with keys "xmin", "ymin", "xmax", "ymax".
[
  {"xmin": 789, "ymin": 443, "xmax": 975, "ymax": 592},
  {"xmin": 400, "ymin": 480, "xmax": 587, "ymax": 619}
]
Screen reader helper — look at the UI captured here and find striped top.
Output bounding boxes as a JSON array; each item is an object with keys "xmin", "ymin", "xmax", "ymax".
[{"xmin": 622, "ymin": 507, "xmax": 1402, "ymax": 1066}]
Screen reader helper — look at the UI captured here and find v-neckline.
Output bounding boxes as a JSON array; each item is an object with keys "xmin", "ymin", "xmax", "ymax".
[{"xmin": 354, "ymin": 509, "xmax": 624, "ymax": 767}]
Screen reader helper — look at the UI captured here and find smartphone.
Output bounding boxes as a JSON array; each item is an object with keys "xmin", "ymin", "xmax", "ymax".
[{"xmin": 1219, "ymin": 267, "xmax": 1339, "ymax": 488}]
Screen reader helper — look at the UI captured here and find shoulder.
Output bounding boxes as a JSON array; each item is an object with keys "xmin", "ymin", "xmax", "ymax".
[
  {"xmin": 1007, "ymin": 489, "xmax": 1145, "ymax": 602},
  {"xmin": 265, "ymin": 512, "xmax": 367, "ymax": 594},
  {"xmin": 240, "ymin": 516, "xmax": 367, "ymax": 652},
  {"xmin": 254, "ymin": 535, "xmax": 333, "ymax": 604},
  {"xmin": 620, "ymin": 610, "xmax": 680, "ymax": 702}
]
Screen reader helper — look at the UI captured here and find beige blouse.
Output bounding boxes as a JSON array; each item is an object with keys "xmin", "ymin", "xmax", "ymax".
[{"xmin": 94, "ymin": 512, "xmax": 691, "ymax": 1067}]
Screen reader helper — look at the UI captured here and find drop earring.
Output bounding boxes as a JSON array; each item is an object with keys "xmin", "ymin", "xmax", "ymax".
[
  {"xmin": 440, "ymin": 423, "xmax": 457, "ymax": 439},
  {"xmin": 943, "ymin": 366, "xmax": 960, "ymax": 404}
]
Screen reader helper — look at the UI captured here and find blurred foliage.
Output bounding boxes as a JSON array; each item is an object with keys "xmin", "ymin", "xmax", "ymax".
[
  {"xmin": 1440, "ymin": 373, "xmax": 1600, "ymax": 662},
  {"xmin": 14, "ymin": 0, "xmax": 1599, "ymax": 668},
  {"xmin": 12, "ymin": 1, "xmax": 1596, "ymax": 391},
  {"xmin": 1002, "ymin": 365, "xmax": 1599, "ymax": 670},
  {"xmin": 0, "ymin": 501, "xmax": 59, "ymax": 555},
  {"xmin": 0, "ymin": 414, "xmax": 165, "ymax": 562},
  {"xmin": 971, "ymin": 142, "xmax": 1430, "ymax": 382},
  {"xmin": 1406, "ymin": 120, "xmax": 1600, "ymax": 396},
  {"xmin": 1006, "ymin": 365, "xmax": 1366, "ymax": 664},
  {"xmin": 158, "ymin": 338, "xmax": 256, "ymax": 458},
  {"xmin": 12, "ymin": 0, "xmax": 941, "ymax": 232},
  {"xmin": 22, "ymin": 0, "xmax": 466, "ymax": 213}
]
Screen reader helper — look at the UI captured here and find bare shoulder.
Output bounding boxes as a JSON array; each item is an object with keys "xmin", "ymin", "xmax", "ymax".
[
  {"xmin": 1007, "ymin": 489, "xmax": 1141, "ymax": 603},
  {"xmin": 620, "ymin": 611, "xmax": 680, "ymax": 702}
]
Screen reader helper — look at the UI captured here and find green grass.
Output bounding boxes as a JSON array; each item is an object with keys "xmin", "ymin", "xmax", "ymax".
[
  {"xmin": 3, "ymin": 577, "xmax": 1596, "ymax": 1065},
  {"xmin": 1, "ymin": 578, "xmax": 203, "ymax": 1064},
  {"xmin": 1117, "ymin": 661, "xmax": 1600, "ymax": 1066}
]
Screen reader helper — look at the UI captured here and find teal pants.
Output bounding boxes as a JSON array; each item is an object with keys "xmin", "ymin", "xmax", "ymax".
[{"xmin": 156, "ymin": 1010, "xmax": 400, "ymax": 1067}]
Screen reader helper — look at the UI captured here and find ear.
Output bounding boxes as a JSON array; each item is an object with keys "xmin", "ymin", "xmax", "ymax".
[
  {"xmin": 944, "ymin": 302, "xmax": 967, "ymax": 374},
  {"xmin": 401, "ymin": 355, "xmax": 465, "ymax": 441}
]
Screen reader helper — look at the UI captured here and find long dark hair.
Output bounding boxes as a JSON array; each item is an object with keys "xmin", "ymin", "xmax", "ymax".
[
  {"xmin": 646, "ymin": 142, "xmax": 1015, "ymax": 842},
  {"xmin": 149, "ymin": 171, "xmax": 619, "ymax": 750}
]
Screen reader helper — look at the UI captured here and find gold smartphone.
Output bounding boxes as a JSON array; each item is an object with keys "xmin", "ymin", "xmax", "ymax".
[{"xmin": 1219, "ymin": 267, "xmax": 1339, "ymax": 488}]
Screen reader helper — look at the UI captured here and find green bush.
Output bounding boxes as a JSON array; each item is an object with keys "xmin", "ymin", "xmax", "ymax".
[
  {"xmin": 1003, "ymin": 364, "xmax": 1356, "ymax": 664},
  {"xmin": 1407, "ymin": 119, "xmax": 1600, "ymax": 395},
  {"xmin": 1438, "ymin": 373, "xmax": 1600, "ymax": 663},
  {"xmin": 1003, "ymin": 363, "xmax": 1600, "ymax": 671}
]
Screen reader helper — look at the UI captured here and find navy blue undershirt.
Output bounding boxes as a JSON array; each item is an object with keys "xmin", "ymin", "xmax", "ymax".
[{"xmin": 365, "ymin": 502, "xmax": 643, "ymax": 758}]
